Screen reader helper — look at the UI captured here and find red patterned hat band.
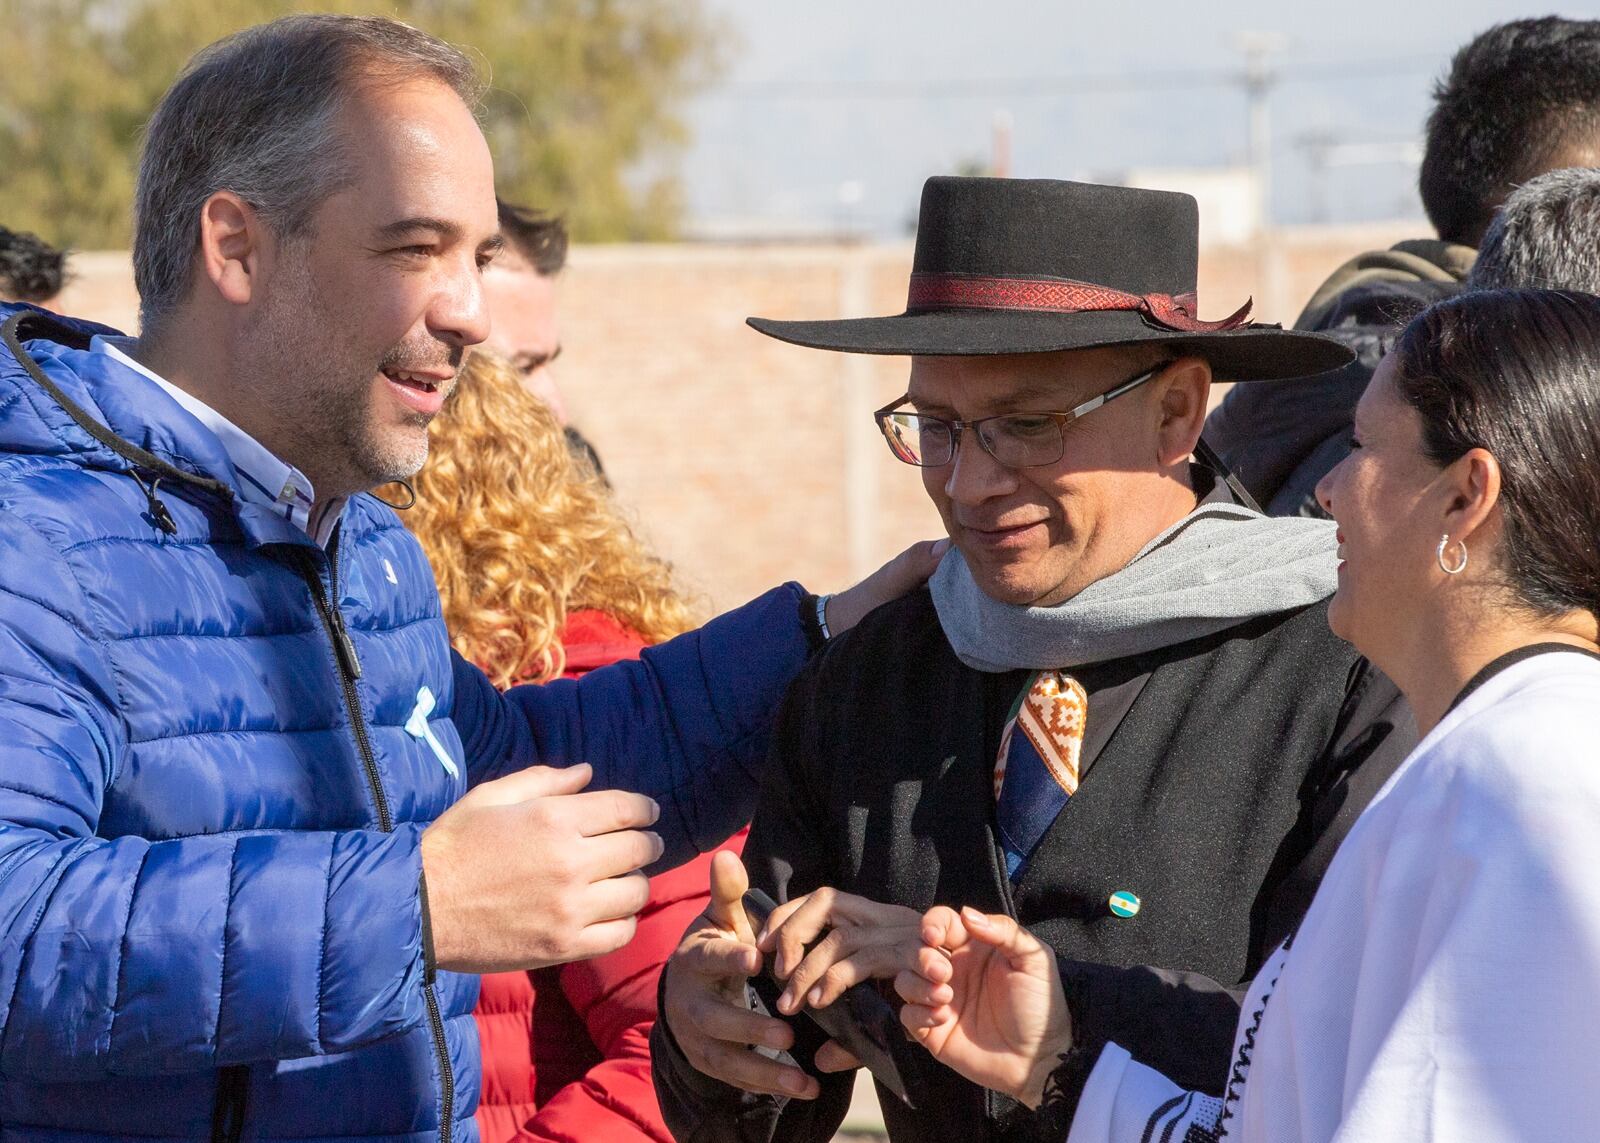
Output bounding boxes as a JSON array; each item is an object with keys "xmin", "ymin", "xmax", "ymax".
[{"xmin": 906, "ymin": 272, "xmax": 1253, "ymax": 333}]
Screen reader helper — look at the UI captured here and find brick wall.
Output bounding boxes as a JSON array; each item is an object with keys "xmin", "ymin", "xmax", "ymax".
[{"xmin": 52, "ymin": 223, "xmax": 1418, "ymax": 613}]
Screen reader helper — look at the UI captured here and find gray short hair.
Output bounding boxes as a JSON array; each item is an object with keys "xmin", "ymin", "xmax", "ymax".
[
  {"xmin": 1469, "ymin": 167, "xmax": 1600, "ymax": 294},
  {"xmin": 133, "ymin": 14, "xmax": 483, "ymax": 332}
]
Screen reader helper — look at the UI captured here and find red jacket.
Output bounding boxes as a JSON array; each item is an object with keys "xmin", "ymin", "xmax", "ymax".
[{"xmin": 474, "ymin": 610, "xmax": 746, "ymax": 1143}]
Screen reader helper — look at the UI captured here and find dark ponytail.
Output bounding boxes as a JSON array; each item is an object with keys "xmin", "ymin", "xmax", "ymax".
[{"xmin": 1391, "ymin": 288, "xmax": 1600, "ymax": 619}]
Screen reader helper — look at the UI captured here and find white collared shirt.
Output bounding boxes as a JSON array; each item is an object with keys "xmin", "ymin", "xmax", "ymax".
[{"xmin": 91, "ymin": 336, "xmax": 343, "ymax": 547}]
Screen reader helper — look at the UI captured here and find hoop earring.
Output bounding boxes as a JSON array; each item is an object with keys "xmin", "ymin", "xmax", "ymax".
[{"xmin": 1437, "ymin": 533, "xmax": 1469, "ymax": 575}]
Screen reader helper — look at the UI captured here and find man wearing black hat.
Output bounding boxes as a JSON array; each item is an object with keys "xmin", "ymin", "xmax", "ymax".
[{"xmin": 650, "ymin": 177, "xmax": 1414, "ymax": 1141}]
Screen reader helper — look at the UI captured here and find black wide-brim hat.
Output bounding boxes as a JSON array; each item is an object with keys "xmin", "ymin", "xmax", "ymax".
[{"xmin": 748, "ymin": 177, "xmax": 1353, "ymax": 382}]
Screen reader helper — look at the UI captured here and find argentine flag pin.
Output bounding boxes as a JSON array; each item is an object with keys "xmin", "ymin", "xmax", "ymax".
[{"xmin": 1108, "ymin": 891, "xmax": 1141, "ymax": 918}]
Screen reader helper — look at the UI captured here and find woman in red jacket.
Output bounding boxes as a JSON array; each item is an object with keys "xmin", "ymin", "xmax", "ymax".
[{"xmin": 408, "ymin": 349, "xmax": 742, "ymax": 1143}]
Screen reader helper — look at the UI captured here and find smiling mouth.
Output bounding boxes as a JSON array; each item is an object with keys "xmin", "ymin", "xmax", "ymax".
[
  {"xmin": 380, "ymin": 366, "xmax": 453, "ymax": 417},
  {"xmin": 969, "ymin": 517, "xmax": 1045, "ymax": 533},
  {"xmin": 963, "ymin": 519, "xmax": 1048, "ymax": 548},
  {"xmin": 381, "ymin": 367, "xmax": 445, "ymax": 394}
]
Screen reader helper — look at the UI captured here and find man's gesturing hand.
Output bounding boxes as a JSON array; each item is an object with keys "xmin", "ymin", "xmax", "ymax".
[
  {"xmin": 420, "ymin": 763, "xmax": 662, "ymax": 973},
  {"xmin": 760, "ymin": 887, "xmax": 925, "ymax": 1017},
  {"xmin": 895, "ymin": 906, "xmax": 1073, "ymax": 1108},
  {"xmin": 661, "ymin": 853, "xmax": 821, "ymax": 1100}
]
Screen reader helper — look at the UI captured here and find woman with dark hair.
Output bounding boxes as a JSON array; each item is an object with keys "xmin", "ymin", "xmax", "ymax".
[{"xmin": 892, "ymin": 288, "xmax": 1600, "ymax": 1142}]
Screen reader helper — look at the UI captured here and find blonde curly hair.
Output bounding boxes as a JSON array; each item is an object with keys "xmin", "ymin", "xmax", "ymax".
[{"xmin": 408, "ymin": 349, "xmax": 697, "ymax": 687}]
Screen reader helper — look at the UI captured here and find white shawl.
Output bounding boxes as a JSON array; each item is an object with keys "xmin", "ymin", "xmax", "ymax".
[{"xmin": 1068, "ymin": 649, "xmax": 1600, "ymax": 1143}]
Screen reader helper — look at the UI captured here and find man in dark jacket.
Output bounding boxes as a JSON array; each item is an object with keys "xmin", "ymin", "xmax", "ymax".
[
  {"xmin": 1208, "ymin": 15, "xmax": 1600, "ymax": 516},
  {"xmin": 651, "ymin": 177, "xmax": 1415, "ymax": 1142},
  {"xmin": 0, "ymin": 15, "xmax": 928, "ymax": 1143}
]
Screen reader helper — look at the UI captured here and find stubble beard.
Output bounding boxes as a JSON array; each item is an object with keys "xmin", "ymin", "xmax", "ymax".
[
  {"xmin": 329, "ymin": 386, "xmax": 434, "ymax": 491},
  {"xmin": 247, "ymin": 264, "xmax": 439, "ymax": 497}
]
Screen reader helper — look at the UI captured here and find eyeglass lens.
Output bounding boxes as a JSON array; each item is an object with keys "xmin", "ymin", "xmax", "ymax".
[{"xmin": 881, "ymin": 413, "xmax": 1064, "ymax": 468}]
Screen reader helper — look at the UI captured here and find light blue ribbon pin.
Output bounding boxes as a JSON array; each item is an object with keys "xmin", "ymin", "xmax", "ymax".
[{"xmin": 405, "ymin": 686, "xmax": 459, "ymax": 778}]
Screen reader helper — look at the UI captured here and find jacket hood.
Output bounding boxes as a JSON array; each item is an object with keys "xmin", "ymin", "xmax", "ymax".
[
  {"xmin": 1, "ymin": 304, "xmax": 233, "ymax": 485},
  {"xmin": 0, "ymin": 304, "xmax": 328, "ymax": 549},
  {"xmin": 1294, "ymin": 239, "xmax": 1476, "ymax": 333}
]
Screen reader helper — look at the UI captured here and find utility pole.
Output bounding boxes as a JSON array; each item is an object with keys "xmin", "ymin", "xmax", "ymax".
[
  {"xmin": 991, "ymin": 109, "xmax": 1014, "ymax": 178},
  {"xmin": 1236, "ymin": 31, "xmax": 1287, "ymax": 233},
  {"xmin": 1237, "ymin": 31, "xmax": 1288, "ymax": 322},
  {"xmin": 1297, "ymin": 128, "xmax": 1341, "ymax": 225}
]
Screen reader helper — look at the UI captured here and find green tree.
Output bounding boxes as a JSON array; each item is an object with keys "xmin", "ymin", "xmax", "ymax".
[{"xmin": 0, "ymin": 0, "xmax": 725, "ymax": 249}]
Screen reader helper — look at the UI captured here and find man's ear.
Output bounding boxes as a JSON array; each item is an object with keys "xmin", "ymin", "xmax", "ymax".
[
  {"xmin": 197, "ymin": 191, "xmax": 262, "ymax": 307},
  {"xmin": 1154, "ymin": 356, "xmax": 1212, "ymax": 467}
]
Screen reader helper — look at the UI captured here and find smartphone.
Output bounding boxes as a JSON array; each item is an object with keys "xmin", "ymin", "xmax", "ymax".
[{"xmin": 741, "ymin": 887, "xmax": 918, "ymax": 1108}]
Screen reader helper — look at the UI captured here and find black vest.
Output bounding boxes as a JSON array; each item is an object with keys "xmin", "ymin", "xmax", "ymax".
[{"xmin": 742, "ymin": 587, "xmax": 1395, "ymax": 1141}]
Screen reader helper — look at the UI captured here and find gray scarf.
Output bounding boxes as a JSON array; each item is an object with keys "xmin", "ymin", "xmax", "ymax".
[{"xmin": 929, "ymin": 495, "xmax": 1338, "ymax": 672}]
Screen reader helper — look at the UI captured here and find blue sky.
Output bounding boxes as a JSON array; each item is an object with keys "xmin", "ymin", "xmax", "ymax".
[{"xmin": 679, "ymin": 0, "xmax": 1600, "ymax": 235}]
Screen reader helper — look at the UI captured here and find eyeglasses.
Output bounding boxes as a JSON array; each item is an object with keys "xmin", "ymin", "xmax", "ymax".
[{"xmin": 873, "ymin": 362, "xmax": 1168, "ymax": 468}]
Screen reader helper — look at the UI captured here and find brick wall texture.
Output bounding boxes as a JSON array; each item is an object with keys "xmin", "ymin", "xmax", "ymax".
[{"xmin": 54, "ymin": 223, "xmax": 1418, "ymax": 614}]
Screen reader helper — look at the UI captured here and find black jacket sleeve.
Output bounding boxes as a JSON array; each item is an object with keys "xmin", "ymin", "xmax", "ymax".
[
  {"xmin": 1257, "ymin": 656, "xmax": 1416, "ymax": 951},
  {"xmin": 652, "ymin": 655, "xmax": 857, "ymax": 1143}
]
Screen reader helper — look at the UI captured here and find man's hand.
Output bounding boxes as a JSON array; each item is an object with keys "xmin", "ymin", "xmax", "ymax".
[
  {"xmin": 752, "ymin": 886, "xmax": 927, "ymax": 1075},
  {"xmin": 420, "ymin": 763, "xmax": 662, "ymax": 973},
  {"xmin": 895, "ymin": 906, "xmax": 1073, "ymax": 1108},
  {"xmin": 824, "ymin": 538, "xmax": 949, "ymax": 636},
  {"xmin": 759, "ymin": 887, "xmax": 925, "ymax": 1016},
  {"xmin": 661, "ymin": 853, "xmax": 821, "ymax": 1100}
]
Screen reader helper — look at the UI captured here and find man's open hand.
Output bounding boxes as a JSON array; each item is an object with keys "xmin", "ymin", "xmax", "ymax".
[
  {"xmin": 825, "ymin": 538, "xmax": 949, "ymax": 636},
  {"xmin": 895, "ymin": 906, "xmax": 1073, "ymax": 1108},
  {"xmin": 420, "ymin": 763, "xmax": 662, "ymax": 972}
]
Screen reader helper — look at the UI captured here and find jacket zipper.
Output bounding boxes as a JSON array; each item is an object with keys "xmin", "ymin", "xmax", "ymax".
[
  {"xmin": 422, "ymin": 976, "xmax": 454, "ymax": 1141},
  {"xmin": 209, "ymin": 1064, "xmax": 249, "ymax": 1143},
  {"xmin": 294, "ymin": 539, "xmax": 454, "ymax": 1142},
  {"xmin": 299, "ymin": 537, "xmax": 391, "ymax": 832}
]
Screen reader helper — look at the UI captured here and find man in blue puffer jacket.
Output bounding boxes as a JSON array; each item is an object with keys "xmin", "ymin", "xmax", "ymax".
[{"xmin": 0, "ymin": 14, "xmax": 934, "ymax": 1142}]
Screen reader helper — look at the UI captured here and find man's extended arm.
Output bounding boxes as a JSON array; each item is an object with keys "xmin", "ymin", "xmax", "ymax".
[
  {"xmin": 452, "ymin": 582, "xmax": 814, "ymax": 869},
  {"xmin": 455, "ymin": 541, "xmax": 949, "ymax": 870}
]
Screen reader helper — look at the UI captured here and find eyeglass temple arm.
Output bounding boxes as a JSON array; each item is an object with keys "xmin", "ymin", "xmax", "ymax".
[
  {"xmin": 1194, "ymin": 436, "xmax": 1263, "ymax": 513},
  {"xmin": 1089, "ymin": 365, "xmax": 1263, "ymax": 513},
  {"xmin": 1103, "ymin": 369, "xmax": 1157, "ymax": 402},
  {"xmin": 1070, "ymin": 364, "xmax": 1160, "ymax": 419}
]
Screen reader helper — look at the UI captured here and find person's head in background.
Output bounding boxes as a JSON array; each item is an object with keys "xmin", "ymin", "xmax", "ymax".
[
  {"xmin": 1468, "ymin": 167, "xmax": 1600, "ymax": 293},
  {"xmin": 1422, "ymin": 17, "xmax": 1600, "ymax": 250},
  {"xmin": 0, "ymin": 226, "xmax": 68, "ymax": 306},
  {"xmin": 408, "ymin": 348, "xmax": 694, "ymax": 687},
  {"xmin": 484, "ymin": 198, "xmax": 569, "ymax": 421}
]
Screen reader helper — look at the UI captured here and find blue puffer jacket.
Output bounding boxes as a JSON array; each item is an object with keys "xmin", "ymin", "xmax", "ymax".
[{"xmin": 0, "ymin": 305, "xmax": 812, "ymax": 1142}]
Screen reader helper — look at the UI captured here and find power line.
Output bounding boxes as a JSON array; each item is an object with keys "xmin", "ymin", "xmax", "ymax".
[{"xmin": 698, "ymin": 55, "xmax": 1441, "ymax": 101}]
